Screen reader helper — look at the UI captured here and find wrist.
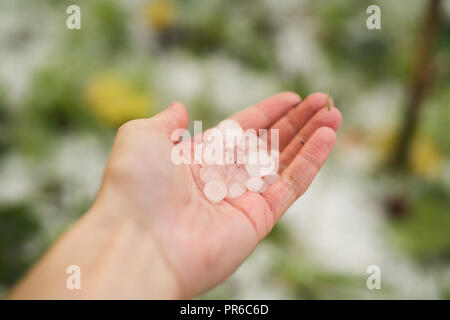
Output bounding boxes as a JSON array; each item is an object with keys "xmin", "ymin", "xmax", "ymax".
[
  {"xmin": 8, "ymin": 203, "xmax": 184, "ymax": 299},
  {"xmin": 79, "ymin": 205, "xmax": 184, "ymax": 299}
]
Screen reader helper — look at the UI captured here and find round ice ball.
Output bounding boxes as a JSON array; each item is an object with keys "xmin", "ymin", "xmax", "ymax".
[
  {"xmin": 203, "ymin": 180, "xmax": 227, "ymax": 202},
  {"xmin": 227, "ymin": 181, "xmax": 246, "ymax": 199},
  {"xmin": 246, "ymin": 177, "xmax": 264, "ymax": 192}
]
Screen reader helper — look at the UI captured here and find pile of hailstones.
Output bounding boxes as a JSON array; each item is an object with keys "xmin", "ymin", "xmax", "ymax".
[{"xmin": 196, "ymin": 119, "xmax": 280, "ymax": 202}]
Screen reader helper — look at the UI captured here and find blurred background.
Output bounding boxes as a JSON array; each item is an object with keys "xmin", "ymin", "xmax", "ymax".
[{"xmin": 0, "ymin": 0, "xmax": 449, "ymax": 299}]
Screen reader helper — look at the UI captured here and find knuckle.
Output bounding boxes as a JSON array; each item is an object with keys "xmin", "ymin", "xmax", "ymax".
[
  {"xmin": 118, "ymin": 120, "xmax": 136, "ymax": 133},
  {"xmin": 117, "ymin": 119, "xmax": 146, "ymax": 134},
  {"xmin": 284, "ymin": 171, "xmax": 309, "ymax": 197},
  {"xmin": 302, "ymin": 149, "xmax": 321, "ymax": 171}
]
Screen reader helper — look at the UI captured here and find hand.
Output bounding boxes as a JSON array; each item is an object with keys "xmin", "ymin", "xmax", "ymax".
[
  {"xmin": 8, "ymin": 92, "xmax": 341, "ymax": 299},
  {"xmin": 96, "ymin": 91, "xmax": 341, "ymax": 297}
]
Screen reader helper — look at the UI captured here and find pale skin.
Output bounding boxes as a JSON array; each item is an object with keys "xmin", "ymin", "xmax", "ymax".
[{"xmin": 7, "ymin": 92, "xmax": 342, "ymax": 299}]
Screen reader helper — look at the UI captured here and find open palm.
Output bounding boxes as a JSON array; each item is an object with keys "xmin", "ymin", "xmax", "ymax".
[{"xmin": 98, "ymin": 92, "xmax": 342, "ymax": 298}]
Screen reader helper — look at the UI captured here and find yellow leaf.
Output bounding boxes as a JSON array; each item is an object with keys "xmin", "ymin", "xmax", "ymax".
[
  {"xmin": 85, "ymin": 73, "xmax": 153, "ymax": 126},
  {"xmin": 410, "ymin": 136, "xmax": 444, "ymax": 179},
  {"xmin": 143, "ymin": 0, "xmax": 177, "ymax": 31}
]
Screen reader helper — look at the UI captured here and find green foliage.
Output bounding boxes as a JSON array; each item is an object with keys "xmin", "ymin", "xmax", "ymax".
[
  {"xmin": 390, "ymin": 184, "xmax": 450, "ymax": 262},
  {"xmin": 265, "ymin": 222, "xmax": 291, "ymax": 246},
  {"xmin": 91, "ymin": 0, "xmax": 130, "ymax": 53},
  {"xmin": 0, "ymin": 0, "xmax": 449, "ymax": 299},
  {"xmin": 23, "ymin": 66, "xmax": 93, "ymax": 132},
  {"xmin": 425, "ymin": 86, "xmax": 450, "ymax": 157},
  {"xmin": 0, "ymin": 87, "xmax": 11, "ymax": 156},
  {"xmin": 0, "ymin": 204, "xmax": 41, "ymax": 287},
  {"xmin": 273, "ymin": 254, "xmax": 368, "ymax": 299}
]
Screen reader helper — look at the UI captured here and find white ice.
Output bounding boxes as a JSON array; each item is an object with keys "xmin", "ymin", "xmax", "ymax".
[
  {"xmin": 203, "ymin": 180, "xmax": 227, "ymax": 202},
  {"xmin": 246, "ymin": 177, "xmax": 264, "ymax": 192},
  {"xmin": 227, "ymin": 181, "xmax": 246, "ymax": 198}
]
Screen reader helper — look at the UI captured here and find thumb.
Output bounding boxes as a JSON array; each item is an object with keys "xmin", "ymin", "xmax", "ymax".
[{"xmin": 149, "ymin": 102, "xmax": 189, "ymax": 136}]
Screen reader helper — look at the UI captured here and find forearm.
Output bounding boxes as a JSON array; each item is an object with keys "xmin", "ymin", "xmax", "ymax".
[{"xmin": 7, "ymin": 206, "xmax": 181, "ymax": 299}]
